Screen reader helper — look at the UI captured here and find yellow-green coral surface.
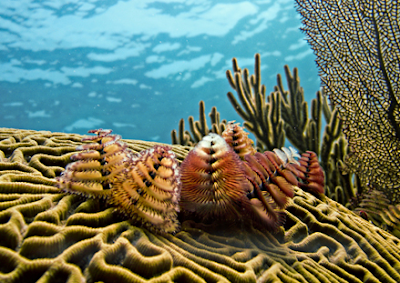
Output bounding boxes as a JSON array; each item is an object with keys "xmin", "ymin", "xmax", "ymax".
[{"xmin": 1, "ymin": 128, "xmax": 400, "ymax": 283}]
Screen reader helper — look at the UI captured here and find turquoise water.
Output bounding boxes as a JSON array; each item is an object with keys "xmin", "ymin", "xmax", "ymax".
[{"xmin": 0, "ymin": 0, "xmax": 319, "ymax": 143}]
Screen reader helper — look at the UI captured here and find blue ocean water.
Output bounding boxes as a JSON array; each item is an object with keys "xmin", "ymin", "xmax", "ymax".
[{"xmin": 0, "ymin": 0, "xmax": 320, "ymax": 143}]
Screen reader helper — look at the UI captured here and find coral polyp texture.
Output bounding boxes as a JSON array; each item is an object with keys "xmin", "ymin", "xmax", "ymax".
[
  {"xmin": 56, "ymin": 129, "xmax": 181, "ymax": 234},
  {"xmin": 1, "ymin": 128, "xmax": 400, "ymax": 283}
]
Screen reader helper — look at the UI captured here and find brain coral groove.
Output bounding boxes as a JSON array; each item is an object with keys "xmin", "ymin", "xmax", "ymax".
[{"xmin": 0, "ymin": 128, "xmax": 399, "ymax": 283}]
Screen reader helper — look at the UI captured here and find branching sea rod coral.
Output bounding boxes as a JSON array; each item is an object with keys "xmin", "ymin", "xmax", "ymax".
[
  {"xmin": 228, "ymin": 55, "xmax": 363, "ymax": 206},
  {"xmin": 171, "ymin": 100, "xmax": 227, "ymax": 147},
  {"xmin": 226, "ymin": 53, "xmax": 285, "ymax": 151}
]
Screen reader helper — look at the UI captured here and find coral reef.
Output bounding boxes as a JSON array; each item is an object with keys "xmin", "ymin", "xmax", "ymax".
[
  {"xmin": 295, "ymin": 0, "xmax": 400, "ymax": 204},
  {"xmin": 353, "ymin": 189, "xmax": 400, "ymax": 238},
  {"xmin": 1, "ymin": 128, "xmax": 400, "ymax": 282}
]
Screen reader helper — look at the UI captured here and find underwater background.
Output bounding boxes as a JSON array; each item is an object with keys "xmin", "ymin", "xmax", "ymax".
[{"xmin": 0, "ymin": 0, "xmax": 319, "ymax": 143}]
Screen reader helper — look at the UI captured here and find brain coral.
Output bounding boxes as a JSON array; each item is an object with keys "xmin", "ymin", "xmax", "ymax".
[{"xmin": 0, "ymin": 128, "xmax": 400, "ymax": 283}]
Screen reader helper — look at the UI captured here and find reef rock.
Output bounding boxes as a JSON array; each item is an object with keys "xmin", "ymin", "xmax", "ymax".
[{"xmin": 0, "ymin": 128, "xmax": 399, "ymax": 283}]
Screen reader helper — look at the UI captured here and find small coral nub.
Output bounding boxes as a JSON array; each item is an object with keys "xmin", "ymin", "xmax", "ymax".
[{"xmin": 222, "ymin": 121, "xmax": 256, "ymax": 159}]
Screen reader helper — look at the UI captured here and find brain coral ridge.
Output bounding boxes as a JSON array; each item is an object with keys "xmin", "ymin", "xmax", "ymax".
[{"xmin": 0, "ymin": 128, "xmax": 400, "ymax": 283}]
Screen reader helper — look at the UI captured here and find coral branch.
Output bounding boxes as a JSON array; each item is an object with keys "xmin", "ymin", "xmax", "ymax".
[
  {"xmin": 226, "ymin": 54, "xmax": 284, "ymax": 151},
  {"xmin": 171, "ymin": 101, "xmax": 226, "ymax": 146}
]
